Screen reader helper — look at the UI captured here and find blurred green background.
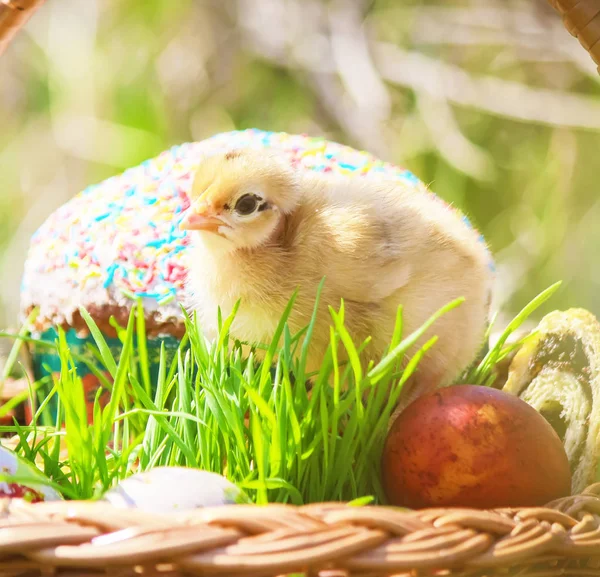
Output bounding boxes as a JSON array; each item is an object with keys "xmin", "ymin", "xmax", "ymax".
[{"xmin": 1, "ymin": 0, "xmax": 599, "ymax": 335}]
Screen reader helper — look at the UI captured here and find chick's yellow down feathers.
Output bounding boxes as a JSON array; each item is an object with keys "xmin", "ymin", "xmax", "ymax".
[{"xmin": 180, "ymin": 149, "xmax": 493, "ymax": 410}]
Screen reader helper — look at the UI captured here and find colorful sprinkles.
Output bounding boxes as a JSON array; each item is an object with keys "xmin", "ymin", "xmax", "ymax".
[{"xmin": 20, "ymin": 128, "xmax": 493, "ymax": 331}]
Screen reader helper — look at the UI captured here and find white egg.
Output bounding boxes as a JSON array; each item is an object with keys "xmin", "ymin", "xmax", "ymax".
[
  {"xmin": 0, "ymin": 444, "xmax": 62, "ymax": 502},
  {"xmin": 103, "ymin": 467, "xmax": 250, "ymax": 513}
]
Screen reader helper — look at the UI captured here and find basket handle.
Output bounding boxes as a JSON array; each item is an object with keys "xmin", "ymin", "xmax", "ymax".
[
  {"xmin": 548, "ymin": 0, "xmax": 600, "ymax": 72},
  {"xmin": 1, "ymin": 1, "xmax": 600, "ymax": 74},
  {"xmin": 0, "ymin": 0, "xmax": 46, "ymax": 57}
]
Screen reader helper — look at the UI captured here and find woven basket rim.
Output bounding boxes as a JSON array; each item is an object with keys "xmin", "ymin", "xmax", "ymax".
[{"xmin": 0, "ymin": 483, "xmax": 600, "ymax": 576}]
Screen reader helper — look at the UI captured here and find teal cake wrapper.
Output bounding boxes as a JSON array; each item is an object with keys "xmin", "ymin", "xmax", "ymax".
[{"xmin": 29, "ymin": 329, "xmax": 181, "ymax": 421}]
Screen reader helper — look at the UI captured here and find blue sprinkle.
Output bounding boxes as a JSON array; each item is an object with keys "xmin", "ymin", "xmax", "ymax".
[
  {"xmin": 338, "ymin": 163, "xmax": 356, "ymax": 171},
  {"xmin": 146, "ymin": 239, "xmax": 166, "ymax": 248},
  {"xmin": 134, "ymin": 291, "xmax": 161, "ymax": 298},
  {"xmin": 170, "ymin": 229, "xmax": 186, "ymax": 241},
  {"xmin": 95, "ymin": 212, "xmax": 110, "ymax": 222},
  {"xmin": 143, "ymin": 197, "xmax": 157, "ymax": 205},
  {"xmin": 104, "ymin": 263, "xmax": 118, "ymax": 288},
  {"xmin": 400, "ymin": 171, "xmax": 419, "ymax": 184}
]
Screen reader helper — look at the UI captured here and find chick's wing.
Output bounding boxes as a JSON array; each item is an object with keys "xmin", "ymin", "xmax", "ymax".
[{"xmin": 292, "ymin": 194, "xmax": 414, "ymax": 304}]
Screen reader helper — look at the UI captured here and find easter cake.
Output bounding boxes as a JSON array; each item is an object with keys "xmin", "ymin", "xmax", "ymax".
[{"xmin": 19, "ymin": 128, "xmax": 492, "ymax": 417}]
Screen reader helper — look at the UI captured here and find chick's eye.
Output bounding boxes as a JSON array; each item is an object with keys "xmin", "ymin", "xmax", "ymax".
[{"xmin": 234, "ymin": 194, "xmax": 259, "ymax": 216}]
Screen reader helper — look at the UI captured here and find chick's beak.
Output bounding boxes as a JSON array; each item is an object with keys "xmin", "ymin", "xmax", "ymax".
[{"xmin": 179, "ymin": 207, "xmax": 224, "ymax": 232}]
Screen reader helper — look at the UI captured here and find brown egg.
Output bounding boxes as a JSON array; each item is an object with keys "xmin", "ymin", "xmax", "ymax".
[{"xmin": 382, "ymin": 385, "xmax": 572, "ymax": 509}]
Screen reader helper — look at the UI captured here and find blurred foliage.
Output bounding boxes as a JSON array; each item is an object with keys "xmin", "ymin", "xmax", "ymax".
[{"xmin": 1, "ymin": 0, "xmax": 600, "ymax": 333}]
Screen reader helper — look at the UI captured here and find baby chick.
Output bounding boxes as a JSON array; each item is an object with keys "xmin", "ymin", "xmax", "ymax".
[{"xmin": 180, "ymin": 148, "xmax": 493, "ymax": 411}]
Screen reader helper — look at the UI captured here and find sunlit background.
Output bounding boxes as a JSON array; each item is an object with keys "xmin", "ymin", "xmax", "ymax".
[{"xmin": 1, "ymin": 0, "xmax": 599, "ymax": 337}]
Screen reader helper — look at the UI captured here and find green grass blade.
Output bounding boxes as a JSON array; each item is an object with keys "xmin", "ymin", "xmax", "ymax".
[{"xmin": 78, "ymin": 308, "xmax": 118, "ymax": 378}]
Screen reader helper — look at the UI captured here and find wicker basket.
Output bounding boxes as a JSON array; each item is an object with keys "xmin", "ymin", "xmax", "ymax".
[
  {"xmin": 549, "ymin": 0, "xmax": 600, "ymax": 71},
  {"xmin": 2, "ymin": 484, "xmax": 600, "ymax": 577},
  {"xmin": 0, "ymin": 0, "xmax": 45, "ymax": 57},
  {"xmin": 2, "ymin": 1, "xmax": 600, "ymax": 576}
]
